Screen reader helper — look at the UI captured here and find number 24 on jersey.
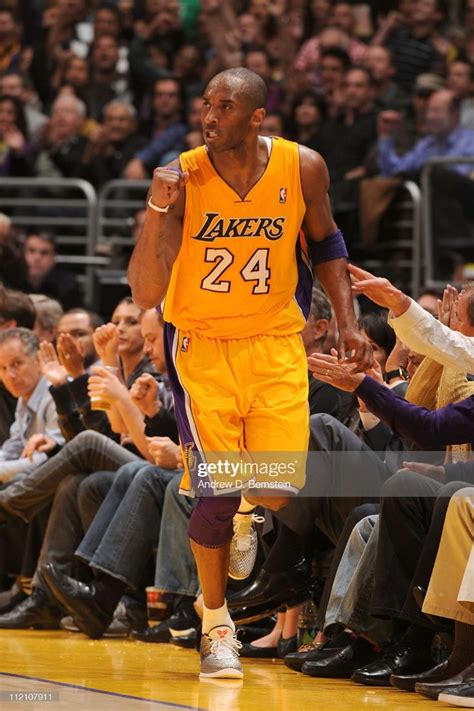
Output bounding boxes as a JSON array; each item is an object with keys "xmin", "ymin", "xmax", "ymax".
[{"xmin": 201, "ymin": 248, "xmax": 270, "ymax": 295}]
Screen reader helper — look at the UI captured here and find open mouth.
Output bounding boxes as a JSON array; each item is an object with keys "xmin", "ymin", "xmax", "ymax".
[{"xmin": 205, "ymin": 129, "xmax": 219, "ymax": 139}]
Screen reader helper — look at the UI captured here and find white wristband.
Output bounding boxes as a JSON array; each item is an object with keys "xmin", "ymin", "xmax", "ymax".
[{"xmin": 148, "ymin": 197, "xmax": 170, "ymax": 213}]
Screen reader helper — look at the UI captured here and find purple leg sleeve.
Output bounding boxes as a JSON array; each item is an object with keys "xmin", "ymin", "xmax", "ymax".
[{"xmin": 188, "ymin": 496, "xmax": 241, "ymax": 548}]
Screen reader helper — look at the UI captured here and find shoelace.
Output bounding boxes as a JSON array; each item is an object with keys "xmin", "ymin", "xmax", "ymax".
[
  {"xmin": 233, "ymin": 513, "xmax": 265, "ymax": 550},
  {"xmin": 209, "ymin": 634, "xmax": 243, "ymax": 657}
]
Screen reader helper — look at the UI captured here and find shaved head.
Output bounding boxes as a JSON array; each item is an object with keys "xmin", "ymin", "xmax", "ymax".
[{"xmin": 206, "ymin": 68, "xmax": 267, "ymax": 111}]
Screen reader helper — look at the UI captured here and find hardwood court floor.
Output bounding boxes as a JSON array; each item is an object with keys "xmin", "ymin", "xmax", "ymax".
[{"xmin": 0, "ymin": 630, "xmax": 446, "ymax": 710}]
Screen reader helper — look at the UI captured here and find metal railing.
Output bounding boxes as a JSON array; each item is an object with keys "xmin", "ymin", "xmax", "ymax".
[
  {"xmin": 421, "ymin": 157, "xmax": 474, "ymax": 289},
  {"xmin": 97, "ymin": 179, "xmax": 149, "ymax": 244},
  {"xmin": 0, "ymin": 175, "xmax": 428, "ymax": 305},
  {"xmin": 403, "ymin": 180, "xmax": 422, "ymax": 298},
  {"xmin": 0, "ymin": 177, "xmax": 98, "ymax": 298},
  {"xmin": 355, "ymin": 180, "xmax": 422, "ymax": 298}
]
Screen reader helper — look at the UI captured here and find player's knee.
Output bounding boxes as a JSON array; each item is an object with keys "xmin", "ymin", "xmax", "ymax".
[{"xmin": 188, "ymin": 496, "xmax": 240, "ymax": 547}]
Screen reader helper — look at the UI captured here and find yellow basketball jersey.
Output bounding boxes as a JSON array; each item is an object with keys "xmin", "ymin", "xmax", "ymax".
[{"xmin": 163, "ymin": 137, "xmax": 312, "ymax": 338}]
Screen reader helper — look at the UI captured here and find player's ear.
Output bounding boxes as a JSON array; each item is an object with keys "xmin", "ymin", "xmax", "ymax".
[{"xmin": 251, "ymin": 107, "xmax": 266, "ymax": 128}]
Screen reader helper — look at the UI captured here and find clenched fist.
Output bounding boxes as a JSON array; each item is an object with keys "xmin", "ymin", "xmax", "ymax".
[{"xmin": 150, "ymin": 166, "xmax": 189, "ymax": 209}]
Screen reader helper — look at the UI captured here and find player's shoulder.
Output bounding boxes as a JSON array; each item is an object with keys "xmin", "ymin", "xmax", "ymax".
[
  {"xmin": 178, "ymin": 144, "xmax": 208, "ymax": 173},
  {"xmin": 298, "ymin": 144, "xmax": 329, "ymax": 179},
  {"xmin": 296, "ymin": 144, "xmax": 330, "ymax": 198},
  {"xmin": 297, "ymin": 143, "xmax": 327, "ymax": 172}
]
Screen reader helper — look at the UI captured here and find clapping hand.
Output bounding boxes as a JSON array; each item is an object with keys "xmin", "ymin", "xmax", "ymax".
[
  {"xmin": 39, "ymin": 342, "xmax": 68, "ymax": 387},
  {"xmin": 57, "ymin": 333, "xmax": 86, "ymax": 379},
  {"xmin": 437, "ymin": 285, "xmax": 459, "ymax": 329}
]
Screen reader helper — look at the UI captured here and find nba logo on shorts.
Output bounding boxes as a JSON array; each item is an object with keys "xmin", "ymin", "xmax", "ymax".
[
  {"xmin": 181, "ymin": 336, "xmax": 190, "ymax": 352},
  {"xmin": 279, "ymin": 187, "xmax": 287, "ymax": 203}
]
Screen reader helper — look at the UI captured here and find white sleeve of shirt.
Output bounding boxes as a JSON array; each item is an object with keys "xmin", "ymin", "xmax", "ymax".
[{"xmin": 389, "ymin": 300, "xmax": 474, "ymax": 373}]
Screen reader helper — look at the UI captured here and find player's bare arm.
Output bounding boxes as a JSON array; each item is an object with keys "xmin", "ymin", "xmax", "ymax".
[
  {"xmin": 128, "ymin": 161, "xmax": 188, "ymax": 309},
  {"xmin": 299, "ymin": 145, "xmax": 372, "ymax": 371}
]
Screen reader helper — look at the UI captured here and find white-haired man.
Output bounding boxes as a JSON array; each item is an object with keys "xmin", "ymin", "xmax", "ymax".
[{"xmin": 35, "ymin": 94, "xmax": 88, "ymax": 178}]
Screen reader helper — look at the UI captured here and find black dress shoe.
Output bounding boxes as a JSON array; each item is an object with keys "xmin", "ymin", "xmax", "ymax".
[
  {"xmin": 131, "ymin": 621, "xmax": 172, "ymax": 643},
  {"xmin": 0, "ymin": 581, "xmax": 28, "ymax": 615},
  {"xmin": 169, "ymin": 603, "xmax": 201, "ymax": 648},
  {"xmin": 240, "ymin": 642, "xmax": 278, "ymax": 658},
  {"xmin": 284, "ymin": 633, "xmax": 353, "ymax": 671},
  {"xmin": 102, "ymin": 601, "xmax": 148, "ymax": 638},
  {"xmin": 277, "ymin": 635, "xmax": 297, "ymax": 658},
  {"xmin": 415, "ymin": 662, "xmax": 474, "ymax": 699},
  {"xmin": 351, "ymin": 643, "xmax": 434, "ymax": 687},
  {"xmin": 231, "ymin": 600, "xmax": 286, "ymax": 626},
  {"xmin": 40, "ymin": 563, "xmax": 112, "ymax": 639},
  {"xmin": 173, "ymin": 622, "xmax": 202, "ymax": 650},
  {"xmin": 227, "ymin": 560, "xmax": 310, "ymax": 609},
  {"xmin": 302, "ymin": 637, "xmax": 377, "ymax": 679},
  {"xmin": 0, "ymin": 590, "xmax": 61, "ymax": 629},
  {"xmin": 231, "ymin": 590, "xmax": 313, "ymax": 626},
  {"xmin": 390, "ymin": 659, "xmax": 449, "ymax": 692},
  {"xmin": 60, "ymin": 615, "xmax": 80, "ymax": 632},
  {"xmin": 285, "ymin": 641, "xmax": 333, "ymax": 672}
]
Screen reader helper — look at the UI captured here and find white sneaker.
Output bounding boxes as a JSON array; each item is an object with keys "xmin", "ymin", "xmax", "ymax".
[
  {"xmin": 228, "ymin": 513, "xmax": 264, "ymax": 581},
  {"xmin": 199, "ymin": 625, "xmax": 243, "ymax": 679}
]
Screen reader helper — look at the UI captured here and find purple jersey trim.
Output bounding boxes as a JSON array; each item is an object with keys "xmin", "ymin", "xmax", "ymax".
[{"xmin": 295, "ymin": 236, "xmax": 313, "ymax": 319}]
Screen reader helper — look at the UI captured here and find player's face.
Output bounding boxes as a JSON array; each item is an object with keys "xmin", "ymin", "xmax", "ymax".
[{"xmin": 201, "ymin": 81, "xmax": 256, "ymax": 153}]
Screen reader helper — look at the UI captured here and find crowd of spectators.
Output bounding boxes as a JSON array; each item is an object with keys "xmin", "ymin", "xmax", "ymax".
[
  {"xmin": 0, "ymin": 0, "xmax": 473, "ymax": 707},
  {"xmin": 0, "ymin": 268, "xmax": 473, "ymax": 705}
]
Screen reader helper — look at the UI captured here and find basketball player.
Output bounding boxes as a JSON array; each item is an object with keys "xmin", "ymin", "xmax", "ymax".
[{"xmin": 128, "ymin": 68, "xmax": 371, "ymax": 679}]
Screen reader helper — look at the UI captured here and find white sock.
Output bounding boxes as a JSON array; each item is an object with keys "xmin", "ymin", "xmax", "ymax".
[
  {"xmin": 237, "ymin": 497, "xmax": 255, "ymax": 515},
  {"xmin": 202, "ymin": 602, "xmax": 235, "ymax": 635}
]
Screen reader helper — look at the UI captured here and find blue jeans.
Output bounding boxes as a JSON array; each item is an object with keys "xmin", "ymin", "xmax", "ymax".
[
  {"xmin": 154, "ymin": 475, "xmax": 199, "ymax": 597},
  {"xmin": 76, "ymin": 462, "xmax": 178, "ymax": 590},
  {"xmin": 76, "ymin": 460, "xmax": 149, "ymax": 548},
  {"xmin": 333, "ymin": 516, "xmax": 393, "ymax": 645},
  {"xmin": 0, "ymin": 430, "xmax": 138, "ymax": 523}
]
